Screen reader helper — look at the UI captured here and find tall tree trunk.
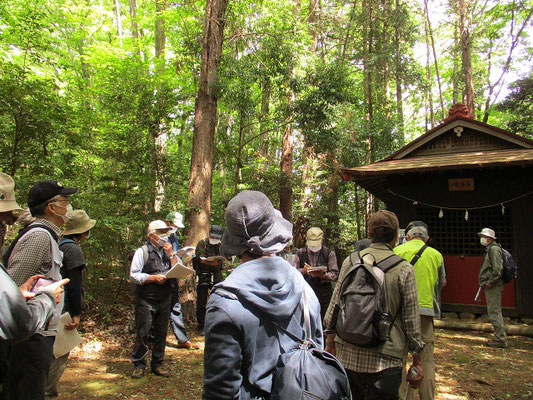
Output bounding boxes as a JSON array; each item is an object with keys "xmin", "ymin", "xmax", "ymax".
[
  {"xmin": 308, "ymin": 0, "xmax": 319, "ymax": 52},
  {"xmin": 185, "ymin": 0, "xmax": 229, "ymax": 247},
  {"xmin": 259, "ymin": 77, "xmax": 270, "ymax": 156},
  {"xmin": 279, "ymin": 108, "xmax": 293, "ymax": 221},
  {"xmin": 458, "ymin": 0, "xmax": 475, "ymax": 117},
  {"xmin": 424, "ymin": 0, "xmax": 445, "ymax": 120},
  {"xmin": 234, "ymin": 111, "xmax": 245, "ymax": 196},
  {"xmin": 424, "ymin": 15, "xmax": 435, "ymax": 128},
  {"xmin": 114, "ymin": 0, "xmax": 123, "ymax": 42},
  {"xmin": 394, "ymin": 0, "xmax": 404, "ymax": 145},
  {"xmin": 153, "ymin": 0, "xmax": 167, "ymax": 213}
]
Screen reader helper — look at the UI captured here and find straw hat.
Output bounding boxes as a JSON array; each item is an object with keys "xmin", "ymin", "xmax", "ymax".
[
  {"xmin": 478, "ymin": 227, "xmax": 496, "ymax": 240},
  {"xmin": 62, "ymin": 210, "xmax": 96, "ymax": 235},
  {"xmin": 0, "ymin": 173, "xmax": 22, "ymax": 213}
]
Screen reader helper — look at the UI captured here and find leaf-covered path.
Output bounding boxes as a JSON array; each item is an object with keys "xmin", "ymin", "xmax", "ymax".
[{"xmin": 55, "ymin": 322, "xmax": 533, "ymax": 400}]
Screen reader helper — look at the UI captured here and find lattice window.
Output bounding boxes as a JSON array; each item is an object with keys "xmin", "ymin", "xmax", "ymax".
[{"xmin": 416, "ymin": 207, "xmax": 513, "ymax": 256}]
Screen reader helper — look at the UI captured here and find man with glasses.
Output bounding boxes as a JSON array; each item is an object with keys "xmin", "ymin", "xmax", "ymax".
[{"xmin": 5, "ymin": 180, "xmax": 78, "ymax": 400}]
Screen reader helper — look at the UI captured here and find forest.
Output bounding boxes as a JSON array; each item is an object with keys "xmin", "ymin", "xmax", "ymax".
[{"xmin": 1, "ymin": 0, "xmax": 532, "ymax": 304}]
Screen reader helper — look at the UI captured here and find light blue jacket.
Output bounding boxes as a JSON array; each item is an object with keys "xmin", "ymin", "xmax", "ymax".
[{"xmin": 202, "ymin": 256, "xmax": 323, "ymax": 400}]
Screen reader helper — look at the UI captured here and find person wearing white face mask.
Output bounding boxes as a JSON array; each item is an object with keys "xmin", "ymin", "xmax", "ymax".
[
  {"xmin": 194, "ymin": 224, "xmax": 224, "ymax": 332},
  {"xmin": 294, "ymin": 227, "xmax": 339, "ymax": 320},
  {"xmin": 477, "ymin": 227, "xmax": 508, "ymax": 348},
  {"xmin": 4, "ymin": 179, "xmax": 78, "ymax": 400},
  {"xmin": 164, "ymin": 211, "xmax": 200, "ymax": 350},
  {"xmin": 130, "ymin": 220, "xmax": 179, "ymax": 378}
]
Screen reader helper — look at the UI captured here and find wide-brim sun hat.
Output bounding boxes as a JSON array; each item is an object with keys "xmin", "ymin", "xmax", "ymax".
[
  {"xmin": 166, "ymin": 211, "xmax": 185, "ymax": 228},
  {"xmin": 478, "ymin": 227, "xmax": 496, "ymax": 240},
  {"xmin": 63, "ymin": 210, "xmax": 96, "ymax": 235},
  {"xmin": 148, "ymin": 220, "xmax": 171, "ymax": 233},
  {"xmin": 221, "ymin": 190, "xmax": 292, "ymax": 257},
  {"xmin": 0, "ymin": 173, "xmax": 22, "ymax": 213}
]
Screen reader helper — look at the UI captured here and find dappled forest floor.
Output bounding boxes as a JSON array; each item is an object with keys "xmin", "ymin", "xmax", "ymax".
[{"xmin": 54, "ymin": 308, "xmax": 533, "ymax": 400}]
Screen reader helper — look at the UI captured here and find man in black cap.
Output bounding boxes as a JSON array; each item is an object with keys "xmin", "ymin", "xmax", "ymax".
[
  {"xmin": 5, "ymin": 180, "xmax": 77, "ymax": 400},
  {"xmin": 194, "ymin": 225, "xmax": 224, "ymax": 332}
]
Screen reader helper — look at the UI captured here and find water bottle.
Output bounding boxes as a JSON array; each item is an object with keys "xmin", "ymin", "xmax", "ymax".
[{"xmin": 403, "ymin": 366, "xmax": 419, "ymax": 399}]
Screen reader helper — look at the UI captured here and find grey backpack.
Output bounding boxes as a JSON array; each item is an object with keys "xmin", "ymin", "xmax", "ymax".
[{"xmin": 334, "ymin": 252, "xmax": 404, "ymax": 347}]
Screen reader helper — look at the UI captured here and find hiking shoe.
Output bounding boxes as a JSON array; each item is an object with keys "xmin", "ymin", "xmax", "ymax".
[
  {"xmin": 176, "ymin": 341, "xmax": 200, "ymax": 350},
  {"xmin": 132, "ymin": 367, "xmax": 145, "ymax": 379},
  {"xmin": 485, "ymin": 339, "xmax": 508, "ymax": 348},
  {"xmin": 151, "ymin": 367, "xmax": 170, "ymax": 377}
]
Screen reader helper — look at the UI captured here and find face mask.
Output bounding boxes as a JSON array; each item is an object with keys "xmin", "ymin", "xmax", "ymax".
[
  {"xmin": 169, "ymin": 227, "xmax": 177, "ymax": 235},
  {"xmin": 308, "ymin": 246, "xmax": 321, "ymax": 252},
  {"xmin": 51, "ymin": 203, "xmax": 73, "ymax": 224},
  {"xmin": 209, "ymin": 238, "xmax": 221, "ymax": 245},
  {"xmin": 156, "ymin": 235, "xmax": 168, "ymax": 247},
  {"xmin": 480, "ymin": 237, "xmax": 490, "ymax": 247}
]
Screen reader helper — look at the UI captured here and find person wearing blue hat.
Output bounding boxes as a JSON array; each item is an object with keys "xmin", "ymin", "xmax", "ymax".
[
  {"xmin": 194, "ymin": 224, "xmax": 224, "ymax": 332},
  {"xmin": 165, "ymin": 211, "xmax": 199, "ymax": 350}
]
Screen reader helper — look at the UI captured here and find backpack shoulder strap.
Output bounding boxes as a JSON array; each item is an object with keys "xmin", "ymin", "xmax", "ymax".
[
  {"xmin": 410, "ymin": 244, "xmax": 428, "ymax": 266},
  {"xmin": 141, "ymin": 244, "xmax": 149, "ymax": 266},
  {"xmin": 376, "ymin": 254, "xmax": 405, "ymax": 273},
  {"xmin": 3, "ymin": 223, "xmax": 58, "ymax": 266},
  {"xmin": 59, "ymin": 238, "xmax": 77, "ymax": 247}
]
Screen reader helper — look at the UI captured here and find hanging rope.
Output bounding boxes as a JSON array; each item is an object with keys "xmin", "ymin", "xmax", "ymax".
[{"xmin": 386, "ymin": 189, "xmax": 533, "ymax": 211}]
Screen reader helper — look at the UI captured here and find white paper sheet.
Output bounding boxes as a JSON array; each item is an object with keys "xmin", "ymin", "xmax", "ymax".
[
  {"xmin": 165, "ymin": 262, "xmax": 194, "ymax": 279},
  {"xmin": 53, "ymin": 312, "xmax": 82, "ymax": 358}
]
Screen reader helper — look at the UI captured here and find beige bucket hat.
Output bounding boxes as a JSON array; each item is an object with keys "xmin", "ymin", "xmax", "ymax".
[
  {"xmin": 0, "ymin": 173, "xmax": 22, "ymax": 213},
  {"xmin": 62, "ymin": 210, "xmax": 96, "ymax": 235}
]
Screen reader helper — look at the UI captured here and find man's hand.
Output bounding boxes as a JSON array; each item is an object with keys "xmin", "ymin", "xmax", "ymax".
[
  {"xmin": 19, "ymin": 275, "xmax": 45, "ymax": 299},
  {"xmin": 407, "ymin": 356, "xmax": 424, "ymax": 388},
  {"xmin": 147, "ymin": 274, "xmax": 167, "ymax": 285},
  {"xmin": 485, "ymin": 282, "xmax": 493, "ymax": 289},
  {"xmin": 45, "ymin": 279, "xmax": 71, "ymax": 304},
  {"xmin": 162, "ymin": 242, "xmax": 173, "ymax": 257},
  {"xmin": 65, "ymin": 315, "xmax": 81, "ymax": 330},
  {"xmin": 309, "ymin": 270, "xmax": 327, "ymax": 280}
]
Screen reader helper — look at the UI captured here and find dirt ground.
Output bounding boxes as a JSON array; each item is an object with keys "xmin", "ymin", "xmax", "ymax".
[{"xmin": 54, "ymin": 316, "xmax": 533, "ymax": 400}]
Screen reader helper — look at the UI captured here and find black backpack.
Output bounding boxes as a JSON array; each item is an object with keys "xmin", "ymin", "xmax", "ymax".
[
  {"xmin": 269, "ymin": 290, "xmax": 352, "ymax": 400},
  {"xmin": 497, "ymin": 245, "xmax": 517, "ymax": 284},
  {"xmin": 334, "ymin": 252, "xmax": 404, "ymax": 347}
]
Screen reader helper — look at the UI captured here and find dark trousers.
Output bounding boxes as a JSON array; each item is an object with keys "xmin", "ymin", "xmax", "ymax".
[
  {"xmin": 347, "ymin": 367, "xmax": 402, "ymax": 400},
  {"xmin": 5, "ymin": 333, "xmax": 55, "ymax": 400},
  {"xmin": 169, "ymin": 289, "xmax": 189, "ymax": 344},
  {"xmin": 131, "ymin": 292, "xmax": 172, "ymax": 369},
  {"xmin": 196, "ymin": 284, "xmax": 211, "ymax": 329}
]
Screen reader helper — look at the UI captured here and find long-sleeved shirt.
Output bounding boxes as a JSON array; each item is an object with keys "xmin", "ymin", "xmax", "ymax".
[
  {"xmin": 479, "ymin": 242, "xmax": 503, "ymax": 286},
  {"xmin": 6, "ymin": 218, "xmax": 63, "ymax": 336},
  {"xmin": 293, "ymin": 246, "xmax": 339, "ymax": 282},
  {"xmin": 0, "ymin": 264, "xmax": 56, "ymax": 342},
  {"xmin": 323, "ymin": 243, "xmax": 424, "ymax": 373}
]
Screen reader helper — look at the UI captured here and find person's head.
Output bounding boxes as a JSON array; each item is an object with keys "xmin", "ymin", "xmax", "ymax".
[
  {"xmin": 165, "ymin": 211, "xmax": 185, "ymax": 233},
  {"xmin": 16, "ymin": 209, "xmax": 35, "ymax": 228},
  {"xmin": 147, "ymin": 220, "xmax": 172, "ymax": 248},
  {"xmin": 405, "ymin": 220, "xmax": 428, "ymax": 234},
  {"xmin": 478, "ymin": 227, "xmax": 496, "ymax": 247},
  {"xmin": 0, "ymin": 173, "xmax": 23, "ymax": 224},
  {"xmin": 367, "ymin": 210, "xmax": 399, "ymax": 246},
  {"xmin": 209, "ymin": 225, "xmax": 223, "ymax": 245},
  {"xmin": 306, "ymin": 227, "xmax": 323, "ymax": 252},
  {"xmin": 27, "ymin": 180, "xmax": 78, "ymax": 227},
  {"xmin": 406, "ymin": 225, "xmax": 429, "ymax": 242},
  {"xmin": 62, "ymin": 210, "xmax": 96, "ymax": 243},
  {"xmin": 221, "ymin": 190, "xmax": 292, "ymax": 260}
]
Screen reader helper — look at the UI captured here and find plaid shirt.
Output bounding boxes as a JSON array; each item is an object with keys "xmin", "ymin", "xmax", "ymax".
[
  {"xmin": 7, "ymin": 218, "xmax": 62, "ymax": 285},
  {"xmin": 323, "ymin": 243, "xmax": 424, "ymax": 373}
]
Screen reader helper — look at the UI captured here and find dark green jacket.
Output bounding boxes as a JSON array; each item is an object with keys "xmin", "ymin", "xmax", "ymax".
[{"xmin": 479, "ymin": 242, "xmax": 503, "ymax": 286}]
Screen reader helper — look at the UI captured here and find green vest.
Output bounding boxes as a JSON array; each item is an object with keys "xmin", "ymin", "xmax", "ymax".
[{"xmin": 394, "ymin": 240, "xmax": 443, "ymax": 313}]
